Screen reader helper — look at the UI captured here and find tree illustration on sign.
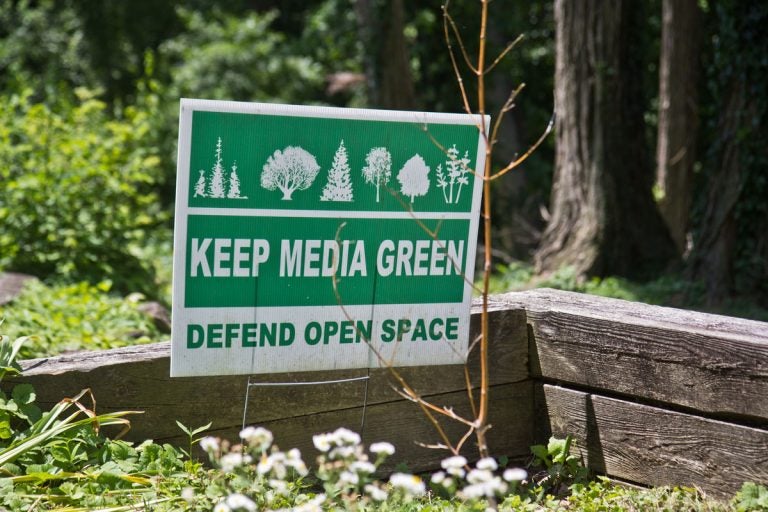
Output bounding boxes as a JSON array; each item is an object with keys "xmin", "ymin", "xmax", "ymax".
[
  {"xmin": 435, "ymin": 144, "xmax": 472, "ymax": 204},
  {"xmin": 194, "ymin": 138, "xmax": 247, "ymax": 199},
  {"xmin": 397, "ymin": 154, "xmax": 430, "ymax": 203},
  {"xmin": 320, "ymin": 140, "xmax": 354, "ymax": 202},
  {"xmin": 362, "ymin": 147, "xmax": 392, "ymax": 203},
  {"xmin": 207, "ymin": 137, "xmax": 226, "ymax": 198},
  {"xmin": 261, "ymin": 146, "xmax": 320, "ymax": 200},
  {"xmin": 227, "ymin": 161, "xmax": 247, "ymax": 199},
  {"xmin": 193, "ymin": 170, "xmax": 206, "ymax": 197}
]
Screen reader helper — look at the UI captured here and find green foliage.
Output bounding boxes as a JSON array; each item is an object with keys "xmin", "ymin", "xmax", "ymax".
[
  {"xmin": 733, "ymin": 482, "xmax": 768, "ymax": 512},
  {"xmin": 0, "ymin": 0, "xmax": 92, "ymax": 97},
  {"xmin": 529, "ymin": 436, "xmax": 589, "ymax": 499},
  {"xmin": 564, "ymin": 478, "xmax": 732, "ymax": 512},
  {"xmin": 486, "ymin": 261, "xmax": 768, "ymax": 321},
  {"xmin": 0, "ymin": 280, "xmax": 165, "ymax": 359},
  {"xmin": 159, "ymin": 8, "xmax": 324, "ymax": 104},
  {"xmin": 0, "ymin": 89, "xmax": 166, "ymax": 293}
]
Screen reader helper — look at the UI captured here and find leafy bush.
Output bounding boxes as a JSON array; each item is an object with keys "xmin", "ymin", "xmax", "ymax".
[
  {"xmin": 0, "ymin": 89, "xmax": 167, "ymax": 293},
  {"xmin": 0, "ymin": 280, "xmax": 165, "ymax": 359}
]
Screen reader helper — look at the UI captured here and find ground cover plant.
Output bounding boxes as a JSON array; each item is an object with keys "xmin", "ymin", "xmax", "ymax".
[{"xmin": 0, "ymin": 280, "xmax": 166, "ymax": 360}]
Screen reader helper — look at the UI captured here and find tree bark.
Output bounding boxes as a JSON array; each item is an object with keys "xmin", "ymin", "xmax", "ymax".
[
  {"xmin": 534, "ymin": 0, "xmax": 676, "ymax": 279},
  {"xmin": 656, "ymin": 0, "xmax": 701, "ymax": 255},
  {"xmin": 354, "ymin": 0, "xmax": 417, "ymax": 110}
]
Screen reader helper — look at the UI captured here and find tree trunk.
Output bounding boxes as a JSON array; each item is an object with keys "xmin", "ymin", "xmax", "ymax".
[
  {"xmin": 354, "ymin": 0, "xmax": 417, "ymax": 110},
  {"xmin": 534, "ymin": 0, "xmax": 676, "ymax": 279},
  {"xmin": 656, "ymin": 0, "xmax": 701, "ymax": 255}
]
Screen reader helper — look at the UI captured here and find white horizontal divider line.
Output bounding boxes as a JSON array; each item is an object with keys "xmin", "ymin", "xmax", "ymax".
[{"xmin": 187, "ymin": 207, "xmax": 474, "ymax": 220}]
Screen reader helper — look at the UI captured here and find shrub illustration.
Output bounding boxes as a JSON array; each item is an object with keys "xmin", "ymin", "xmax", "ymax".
[
  {"xmin": 435, "ymin": 144, "xmax": 472, "ymax": 204},
  {"xmin": 397, "ymin": 154, "xmax": 430, "ymax": 203},
  {"xmin": 362, "ymin": 147, "xmax": 392, "ymax": 203},
  {"xmin": 320, "ymin": 140, "xmax": 354, "ymax": 202},
  {"xmin": 261, "ymin": 146, "xmax": 320, "ymax": 200}
]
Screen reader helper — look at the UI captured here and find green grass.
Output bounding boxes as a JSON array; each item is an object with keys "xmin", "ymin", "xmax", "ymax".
[{"xmin": 484, "ymin": 262, "xmax": 768, "ymax": 322}]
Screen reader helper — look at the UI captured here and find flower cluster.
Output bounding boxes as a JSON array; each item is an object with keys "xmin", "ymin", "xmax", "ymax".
[
  {"xmin": 313, "ymin": 427, "xmax": 399, "ymax": 506},
  {"xmin": 431, "ymin": 455, "xmax": 528, "ymax": 501},
  {"xmin": 187, "ymin": 425, "xmax": 527, "ymax": 511}
]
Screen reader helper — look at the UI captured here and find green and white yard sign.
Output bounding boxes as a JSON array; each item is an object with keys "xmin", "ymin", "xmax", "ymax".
[{"xmin": 171, "ymin": 99, "xmax": 487, "ymax": 377}]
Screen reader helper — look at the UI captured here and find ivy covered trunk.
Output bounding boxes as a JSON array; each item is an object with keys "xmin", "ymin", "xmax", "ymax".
[
  {"xmin": 535, "ymin": 0, "xmax": 676, "ymax": 279},
  {"xmin": 688, "ymin": 2, "xmax": 768, "ymax": 305}
]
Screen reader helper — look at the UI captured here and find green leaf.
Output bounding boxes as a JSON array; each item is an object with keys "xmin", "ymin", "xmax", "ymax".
[{"xmin": 11, "ymin": 384, "xmax": 35, "ymax": 405}]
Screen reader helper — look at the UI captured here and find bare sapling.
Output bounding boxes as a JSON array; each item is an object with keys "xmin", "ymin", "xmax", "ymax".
[{"xmin": 331, "ymin": 0, "xmax": 553, "ymax": 465}]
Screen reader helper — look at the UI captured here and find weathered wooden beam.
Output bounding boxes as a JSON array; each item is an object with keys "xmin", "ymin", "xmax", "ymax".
[
  {"xmin": 503, "ymin": 289, "xmax": 768, "ymax": 421},
  {"xmin": 11, "ymin": 304, "xmax": 529, "ymax": 457},
  {"xmin": 538, "ymin": 384, "xmax": 768, "ymax": 498}
]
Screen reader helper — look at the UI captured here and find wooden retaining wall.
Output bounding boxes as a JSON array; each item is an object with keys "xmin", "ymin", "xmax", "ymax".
[{"xmin": 10, "ymin": 289, "xmax": 768, "ymax": 497}]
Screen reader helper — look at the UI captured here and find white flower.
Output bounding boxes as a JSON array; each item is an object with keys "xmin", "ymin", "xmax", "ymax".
[
  {"xmin": 475, "ymin": 457, "xmax": 498, "ymax": 471},
  {"xmin": 334, "ymin": 427, "xmax": 361, "ymax": 446},
  {"xmin": 239, "ymin": 426, "xmax": 273, "ymax": 450},
  {"xmin": 181, "ymin": 487, "xmax": 195, "ymax": 502},
  {"xmin": 329, "ymin": 445, "xmax": 356, "ymax": 459},
  {"xmin": 269, "ymin": 479, "xmax": 290, "ymax": 496},
  {"xmin": 441, "ymin": 454, "xmax": 467, "ymax": 478},
  {"xmin": 257, "ymin": 454, "xmax": 272, "ymax": 475},
  {"xmin": 339, "ymin": 470, "xmax": 360, "ymax": 486},
  {"xmin": 370, "ymin": 441, "xmax": 395, "ymax": 456},
  {"xmin": 200, "ymin": 436, "xmax": 219, "ymax": 453},
  {"xmin": 286, "ymin": 448, "xmax": 308, "ymax": 476},
  {"xmin": 312, "ymin": 433, "xmax": 332, "ymax": 452},
  {"xmin": 220, "ymin": 453, "xmax": 253, "ymax": 472},
  {"xmin": 213, "ymin": 502, "xmax": 231, "ymax": 512},
  {"xmin": 467, "ymin": 468, "xmax": 494, "ymax": 484},
  {"xmin": 460, "ymin": 477, "xmax": 507, "ymax": 499},
  {"xmin": 389, "ymin": 473, "xmax": 426, "ymax": 496},
  {"xmin": 441, "ymin": 455, "xmax": 467, "ymax": 470},
  {"xmin": 503, "ymin": 467, "xmax": 528, "ymax": 482},
  {"xmin": 294, "ymin": 494, "xmax": 326, "ymax": 512},
  {"xmin": 365, "ymin": 484, "xmax": 388, "ymax": 502},
  {"xmin": 350, "ymin": 460, "xmax": 376, "ymax": 474},
  {"xmin": 226, "ymin": 493, "xmax": 257, "ymax": 512},
  {"xmin": 431, "ymin": 471, "xmax": 446, "ymax": 484}
]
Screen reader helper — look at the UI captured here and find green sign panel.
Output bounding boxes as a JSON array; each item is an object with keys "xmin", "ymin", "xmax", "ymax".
[{"xmin": 171, "ymin": 99, "xmax": 487, "ymax": 377}]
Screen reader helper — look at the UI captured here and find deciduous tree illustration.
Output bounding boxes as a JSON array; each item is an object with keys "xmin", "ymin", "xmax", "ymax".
[
  {"xmin": 362, "ymin": 147, "xmax": 392, "ymax": 202},
  {"xmin": 207, "ymin": 137, "xmax": 226, "ymax": 198},
  {"xmin": 227, "ymin": 161, "xmax": 246, "ymax": 199},
  {"xmin": 320, "ymin": 140, "xmax": 354, "ymax": 202},
  {"xmin": 435, "ymin": 144, "xmax": 471, "ymax": 204},
  {"xmin": 193, "ymin": 170, "xmax": 207, "ymax": 197},
  {"xmin": 261, "ymin": 146, "xmax": 320, "ymax": 200},
  {"xmin": 397, "ymin": 154, "xmax": 430, "ymax": 203}
]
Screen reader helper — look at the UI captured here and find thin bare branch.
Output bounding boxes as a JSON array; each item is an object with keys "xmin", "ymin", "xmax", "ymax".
[
  {"xmin": 455, "ymin": 425, "xmax": 476, "ymax": 453},
  {"xmin": 492, "ymin": 110, "xmax": 555, "ymax": 180},
  {"xmin": 464, "ymin": 365, "xmax": 478, "ymax": 418},
  {"xmin": 490, "ymin": 84, "xmax": 526, "ymax": 150},
  {"xmin": 485, "ymin": 34, "xmax": 525, "ymax": 75},
  {"xmin": 445, "ymin": 11, "xmax": 479, "ymax": 75},
  {"xmin": 443, "ymin": 1, "xmax": 474, "ymax": 116}
]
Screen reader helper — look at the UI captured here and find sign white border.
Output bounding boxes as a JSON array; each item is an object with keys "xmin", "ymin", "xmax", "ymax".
[{"xmin": 171, "ymin": 99, "xmax": 488, "ymax": 377}]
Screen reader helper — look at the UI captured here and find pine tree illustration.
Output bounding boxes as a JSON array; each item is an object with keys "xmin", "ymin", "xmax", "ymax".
[
  {"xmin": 320, "ymin": 140, "xmax": 354, "ymax": 202},
  {"xmin": 227, "ymin": 161, "xmax": 246, "ymax": 199},
  {"xmin": 207, "ymin": 137, "xmax": 226, "ymax": 198},
  {"xmin": 193, "ymin": 170, "xmax": 207, "ymax": 198}
]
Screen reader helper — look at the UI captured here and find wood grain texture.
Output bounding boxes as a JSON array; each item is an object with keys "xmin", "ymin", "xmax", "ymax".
[
  {"xmin": 502, "ymin": 289, "xmax": 768, "ymax": 420},
  {"xmin": 539, "ymin": 384, "xmax": 768, "ymax": 498},
  {"xmin": 9, "ymin": 306, "xmax": 529, "ymax": 448}
]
